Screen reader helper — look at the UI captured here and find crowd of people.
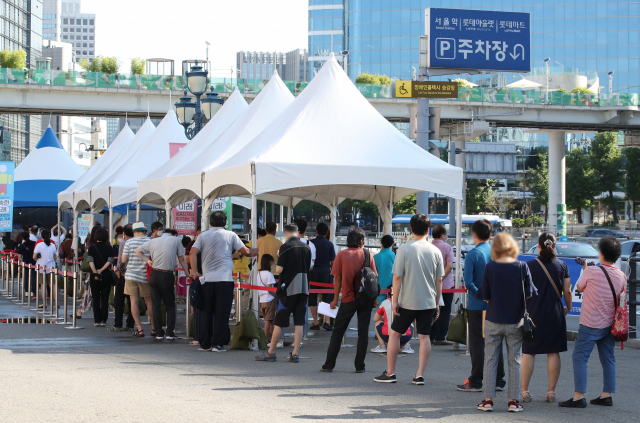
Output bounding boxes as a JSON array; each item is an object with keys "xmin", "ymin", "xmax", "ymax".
[{"xmin": 3, "ymin": 212, "xmax": 627, "ymax": 413}]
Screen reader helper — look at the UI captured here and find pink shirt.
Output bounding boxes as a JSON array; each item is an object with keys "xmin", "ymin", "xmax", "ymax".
[
  {"xmin": 577, "ymin": 265, "xmax": 625, "ymax": 329},
  {"xmin": 432, "ymin": 239, "xmax": 455, "ymax": 289}
]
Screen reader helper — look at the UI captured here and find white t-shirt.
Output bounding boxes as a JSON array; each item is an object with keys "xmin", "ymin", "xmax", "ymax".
[
  {"xmin": 257, "ymin": 270, "xmax": 276, "ymax": 303},
  {"xmin": 300, "ymin": 237, "xmax": 316, "ymax": 270},
  {"xmin": 34, "ymin": 242, "xmax": 57, "ymax": 274}
]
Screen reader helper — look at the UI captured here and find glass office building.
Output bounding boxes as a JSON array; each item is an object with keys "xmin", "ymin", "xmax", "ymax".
[{"xmin": 309, "ymin": 0, "xmax": 640, "ymax": 94}]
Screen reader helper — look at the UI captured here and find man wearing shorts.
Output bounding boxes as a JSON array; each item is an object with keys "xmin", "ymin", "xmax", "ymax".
[
  {"xmin": 255, "ymin": 223, "xmax": 310, "ymax": 363},
  {"xmin": 121, "ymin": 221, "xmax": 155, "ymax": 337},
  {"xmin": 374, "ymin": 214, "xmax": 443, "ymax": 385}
]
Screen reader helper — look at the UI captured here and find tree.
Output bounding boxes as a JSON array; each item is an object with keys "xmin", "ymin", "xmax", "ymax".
[
  {"xmin": 394, "ymin": 194, "xmax": 416, "ymax": 215},
  {"xmin": 466, "ymin": 180, "xmax": 496, "ymax": 214},
  {"xmin": 79, "ymin": 55, "xmax": 120, "ymax": 73},
  {"xmin": 355, "ymin": 72, "xmax": 391, "ymax": 84},
  {"xmin": 340, "ymin": 199, "xmax": 379, "ymax": 226},
  {"xmin": 566, "ymin": 148, "xmax": 599, "ymax": 223},
  {"xmin": 0, "ymin": 49, "xmax": 27, "ymax": 68},
  {"xmin": 526, "ymin": 152, "xmax": 549, "ymax": 222},
  {"xmin": 572, "ymin": 87, "xmax": 593, "ymax": 94},
  {"xmin": 625, "ymin": 147, "xmax": 640, "ymax": 203},
  {"xmin": 130, "ymin": 58, "xmax": 146, "ymax": 75},
  {"xmin": 590, "ymin": 132, "xmax": 624, "ymax": 222},
  {"xmin": 453, "ymin": 78, "xmax": 473, "ymax": 88}
]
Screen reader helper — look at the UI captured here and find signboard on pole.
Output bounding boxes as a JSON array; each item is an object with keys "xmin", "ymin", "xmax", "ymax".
[
  {"xmin": 172, "ymin": 200, "xmax": 198, "ymax": 236},
  {"xmin": 211, "ymin": 197, "xmax": 232, "ymax": 230},
  {"xmin": 425, "ymin": 8, "xmax": 530, "ymax": 73},
  {"xmin": 557, "ymin": 204, "xmax": 567, "ymax": 237},
  {"xmin": 395, "ymin": 80, "xmax": 458, "ymax": 98},
  {"xmin": 0, "ymin": 161, "xmax": 14, "ymax": 232},
  {"xmin": 78, "ymin": 214, "xmax": 91, "ymax": 242}
]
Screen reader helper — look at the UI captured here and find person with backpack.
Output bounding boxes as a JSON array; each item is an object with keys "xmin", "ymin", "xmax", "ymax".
[
  {"xmin": 321, "ymin": 227, "xmax": 378, "ymax": 373},
  {"xmin": 374, "ymin": 214, "xmax": 443, "ymax": 385},
  {"xmin": 16, "ymin": 230, "xmax": 36, "ymax": 297}
]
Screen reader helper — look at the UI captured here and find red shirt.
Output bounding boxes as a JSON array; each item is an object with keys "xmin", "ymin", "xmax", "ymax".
[
  {"xmin": 331, "ymin": 248, "xmax": 378, "ymax": 303},
  {"xmin": 376, "ymin": 301, "xmax": 411, "ymax": 336}
]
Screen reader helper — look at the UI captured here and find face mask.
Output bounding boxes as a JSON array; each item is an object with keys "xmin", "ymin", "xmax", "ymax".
[
  {"xmin": 156, "ymin": 230, "xmax": 163, "ymax": 236},
  {"xmin": 117, "ymin": 238, "xmax": 124, "ymax": 244}
]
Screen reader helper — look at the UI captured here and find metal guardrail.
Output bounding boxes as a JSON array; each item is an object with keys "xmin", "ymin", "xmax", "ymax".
[{"xmin": 629, "ymin": 256, "xmax": 639, "ymax": 339}]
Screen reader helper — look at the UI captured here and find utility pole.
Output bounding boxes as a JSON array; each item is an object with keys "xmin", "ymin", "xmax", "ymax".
[{"xmin": 416, "ymin": 35, "xmax": 430, "ymax": 215}]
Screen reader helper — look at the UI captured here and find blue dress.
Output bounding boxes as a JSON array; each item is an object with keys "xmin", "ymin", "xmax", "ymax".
[{"xmin": 523, "ymin": 258, "xmax": 569, "ymax": 354}]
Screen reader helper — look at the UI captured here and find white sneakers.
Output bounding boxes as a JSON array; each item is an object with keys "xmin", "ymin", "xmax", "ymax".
[
  {"xmin": 371, "ymin": 345, "xmax": 387, "ymax": 353},
  {"xmin": 267, "ymin": 341, "xmax": 284, "ymax": 349},
  {"xmin": 401, "ymin": 344, "xmax": 415, "ymax": 354}
]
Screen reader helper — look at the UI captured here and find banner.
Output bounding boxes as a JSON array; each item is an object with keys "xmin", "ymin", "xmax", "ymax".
[
  {"xmin": 0, "ymin": 161, "xmax": 15, "ymax": 232},
  {"xmin": 211, "ymin": 197, "xmax": 232, "ymax": 230},
  {"xmin": 78, "ymin": 214, "xmax": 91, "ymax": 242},
  {"xmin": 172, "ymin": 200, "xmax": 198, "ymax": 236}
]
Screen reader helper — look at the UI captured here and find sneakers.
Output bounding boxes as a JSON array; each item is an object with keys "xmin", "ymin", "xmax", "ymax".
[
  {"xmin": 156, "ymin": 336, "xmax": 164, "ymax": 340},
  {"xmin": 496, "ymin": 385, "xmax": 505, "ymax": 392},
  {"xmin": 309, "ymin": 324, "xmax": 321, "ymax": 331},
  {"xmin": 198, "ymin": 347, "xmax": 212, "ymax": 351},
  {"xmin": 286, "ymin": 353, "xmax": 300, "ymax": 363},
  {"xmin": 99, "ymin": 322, "xmax": 107, "ymax": 327},
  {"xmin": 106, "ymin": 326, "xmax": 123, "ymax": 332},
  {"xmin": 282, "ymin": 341, "xmax": 293, "ymax": 347},
  {"xmin": 433, "ymin": 340, "xmax": 454, "ymax": 346},
  {"xmin": 374, "ymin": 370, "xmax": 397, "ymax": 383},
  {"xmin": 267, "ymin": 341, "xmax": 284, "ymax": 349},
  {"xmin": 320, "ymin": 366, "xmax": 333, "ymax": 372},
  {"xmin": 165, "ymin": 335, "xmax": 178, "ymax": 340},
  {"xmin": 412, "ymin": 376, "xmax": 425, "ymax": 385},
  {"xmin": 93, "ymin": 323, "xmax": 101, "ymax": 327},
  {"xmin": 123, "ymin": 326, "xmax": 134, "ymax": 332},
  {"xmin": 456, "ymin": 379, "xmax": 482, "ymax": 392},
  {"xmin": 212, "ymin": 345, "xmax": 226, "ymax": 352},
  {"xmin": 255, "ymin": 351, "xmax": 277, "ymax": 362},
  {"xmin": 371, "ymin": 344, "xmax": 387, "ymax": 353},
  {"xmin": 323, "ymin": 322, "xmax": 333, "ymax": 331},
  {"xmin": 401, "ymin": 344, "xmax": 415, "ymax": 354}
]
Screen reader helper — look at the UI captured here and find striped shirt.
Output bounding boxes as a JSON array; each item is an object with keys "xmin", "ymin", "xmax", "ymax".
[
  {"xmin": 123, "ymin": 237, "xmax": 150, "ymax": 283},
  {"xmin": 576, "ymin": 265, "xmax": 625, "ymax": 329}
]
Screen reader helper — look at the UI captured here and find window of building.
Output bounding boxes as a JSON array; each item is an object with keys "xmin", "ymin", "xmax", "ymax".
[
  {"xmin": 83, "ymin": 36, "xmax": 87, "ymax": 40},
  {"xmin": 82, "ymin": 43, "xmax": 87, "ymax": 47},
  {"xmin": 89, "ymin": 44, "xmax": 94, "ymax": 48},
  {"xmin": 89, "ymin": 28, "xmax": 94, "ymax": 33},
  {"xmin": 62, "ymin": 35, "xmax": 68, "ymax": 39},
  {"xmin": 69, "ymin": 19, "xmax": 75, "ymax": 25},
  {"xmin": 89, "ymin": 19, "xmax": 94, "ymax": 25},
  {"xmin": 89, "ymin": 51, "xmax": 94, "ymax": 56},
  {"xmin": 83, "ymin": 51, "xmax": 87, "ymax": 55},
  {"xmin": 89, "ymin": 36, "xmax": 94, "ymax": 40},
  {"xmin": 63, "ymin": 19, "xmax": 68, "ymax": 24},
  {"xmin": 83, "ymin": 19, "xmax": 88, "ymax": 25},
  {"xmin": 83, "ymin": 28, "xmax": 88, "ymax": 32},
  {"xmin": 69, "ymin": 28, "xmax": 74, "ymax": 32}
]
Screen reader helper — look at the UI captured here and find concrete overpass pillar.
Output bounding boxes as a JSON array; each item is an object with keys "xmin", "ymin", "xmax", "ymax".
[{"xmin": 548, "ymin": 131, "xmax": 566, "ymax": 235}]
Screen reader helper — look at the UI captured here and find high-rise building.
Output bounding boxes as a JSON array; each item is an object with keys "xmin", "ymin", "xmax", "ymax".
[
  {"xmin": 42, "ymin": 0, "xmax": 61, "ymax": 41},
  {"xmin": 0, "ymin": 0, "xmax": 43, "ymax": 165},
  {"xmin": 236, "ymin": 49, "xmax": 309, "ymax": 82},
  {"xmin": 310, "ymin": 1, "xmax": 640, "ymax": 94},
  {"xmin": 58, "ymin": 0, "xmax": 95, "ymax": 63},
  {"xmin": 106, "ymin": 118, "xmax": 119, "ymax": 146}
]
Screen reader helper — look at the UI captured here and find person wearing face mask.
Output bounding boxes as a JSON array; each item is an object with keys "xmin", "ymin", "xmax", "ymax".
[
  {"xmin": 108, "ymin": 224, "xmax": 135, "ymax": 332},
  {"xmin": 150, "ymin": 221, "xmax": 164, "ymax": 239}
]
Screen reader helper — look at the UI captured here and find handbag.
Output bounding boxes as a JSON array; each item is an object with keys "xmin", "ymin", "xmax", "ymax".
[
  {"xmin": 599, "ymin": 266, "xmax": 629, "ymax": 343},
  {"xmin": 189, "ymin": 277, "xmax": 204, "ymax": 310},
  {"xmin": 80, "ymin": 253, "xmax": 91, "ymax": 273},
  {"xmin": 534, "ymin": 258, "xmax": 562, "ymax": 300},
  {"xmin": 520, "ymin": 262, "xmax": 536, "ymax": 342},
  {"xmin": 446, "ymin": 299, "xmax": 467, "ymax": 344}
]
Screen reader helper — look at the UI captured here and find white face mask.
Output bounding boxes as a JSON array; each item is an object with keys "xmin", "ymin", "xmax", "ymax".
[
  {"xmin": 117, "ymin": 238, "xmax": 124, "ymax": 244},
  {"xmin": 156, "ymin": 230, "xmax": 163, "ymax": 237}
]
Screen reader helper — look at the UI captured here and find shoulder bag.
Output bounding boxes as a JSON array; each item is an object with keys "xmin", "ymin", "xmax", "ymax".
[
  {"xmin": 599, "ymin": 266, "xmax": 629, "ymax": 343},
  {"xmin": 520, "ymin": 262, "xmax": 536, "ymax": 341},
  {"xmin": 534, "ymin": 258, "xmax": 562, "ymax": 300}
]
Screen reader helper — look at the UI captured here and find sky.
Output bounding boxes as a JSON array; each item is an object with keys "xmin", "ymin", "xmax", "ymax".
[{"xmin": 81, "ymin": 0, "xmax": 308, "ymax": 77}]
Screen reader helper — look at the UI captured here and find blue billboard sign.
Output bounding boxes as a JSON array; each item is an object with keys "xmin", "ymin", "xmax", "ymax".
[
  {"xmin": 0, "ymin": 161, "xmax": 15, "ymax": 233},
  {"xmin": 425, "ymin": 8, "xmax": 530, "ymax": 73}
]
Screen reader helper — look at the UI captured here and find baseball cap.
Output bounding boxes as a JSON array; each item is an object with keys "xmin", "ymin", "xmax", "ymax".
[{"xmin": 132, "ymin": 221, "xmax": 147, "ymax": 233}]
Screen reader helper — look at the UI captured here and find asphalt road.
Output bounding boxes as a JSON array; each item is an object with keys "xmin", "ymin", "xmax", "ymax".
[{"xmin": 1, "ymin": 295, "xmax": 639, "ymax": 423}]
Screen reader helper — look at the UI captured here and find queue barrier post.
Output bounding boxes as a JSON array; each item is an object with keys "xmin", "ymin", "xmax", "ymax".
[
  {"xmin": 57, "ymin": 268, "xmax": 68, "ymax": 325},
  {"xmin": 27, "ymin": 264, "xmax": 32, "ymax": 308},
  {"xmin": 20, "ymin": 262, "xmax": 26, "ymax": 305},
  {"xmin": 43, "ymin": 269, "xmax": 55, "ymax": 318},
  {"xmin": 185, "ymin": 278, "xmax": 191, "ymax": 339},
  {"xmin": 8, "ymin": 257, "xmax": 14, "ymax": 299},
  {"xmin": 65, "ymin": 261, "xmax": 83, "ymax": 330},
  {"xmin": 31, "ymin": 265, "xmax": 40, "ymax": 312}
]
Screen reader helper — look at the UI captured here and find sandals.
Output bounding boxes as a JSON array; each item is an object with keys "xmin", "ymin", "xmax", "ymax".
[
  {"xmin": 190, "ymin": 340, "xmax": 200, "ymax": 345},
  {"xmin": 151, "ymin": 330, "xmax": 158, "ymax": 337},
  {"xmin": 546, "ymin": 391, "xmax": 556, "ymax": 403},
  {"xmin": 508, "ymin": 400, "xmax": 523, "ymax": 413},
  {"xmin": 133, "ymin": 330, "xmax": 145, "ymax": 337},
  {"xmin": 477, "ymin": 400, "xmax": 493, "ymax": 412},
  {"xmin": 522, "ymin": 391, "xmax": 533, "ymax": 403}
]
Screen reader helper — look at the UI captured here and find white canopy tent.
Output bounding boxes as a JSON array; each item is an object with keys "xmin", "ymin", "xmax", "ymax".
[
  {"xmin": 505, "ymin": 77, "xmax": 543, "ymax": 89},
  {"xmin": 202, "ymin": 55, "xmax": 464, "ymax": 240},
  {"xmin": 137, "ymin": 88, "xmax": 248, "ymax": 208},
  {"xmin": 58, "ymin": 124, "xmax": 135, "ymax": 211}
]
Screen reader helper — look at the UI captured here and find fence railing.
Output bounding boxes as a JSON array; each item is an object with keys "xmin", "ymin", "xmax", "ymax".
[{"xmin": 1, "ymin": 68, "xmax": 637, "ymax": 106}]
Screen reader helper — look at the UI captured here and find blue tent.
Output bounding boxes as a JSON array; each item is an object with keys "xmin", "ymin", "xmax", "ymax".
[{"xmin": 14, "ymin": 126, "xmax": 83, "ymax": 207}]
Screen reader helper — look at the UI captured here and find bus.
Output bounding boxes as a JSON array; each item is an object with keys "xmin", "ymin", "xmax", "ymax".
[{"xmin": 391, "ymin": 214, "xmax": 510, "ymax": 237}]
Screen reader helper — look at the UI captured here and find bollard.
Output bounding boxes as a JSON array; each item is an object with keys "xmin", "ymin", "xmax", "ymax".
[
  {"xmin": 31, "ymin": 266, "xmax": 40, "ymax": 312},
  {"xmin": 8, "ymin": 258, "xmax": 14, "ymax": 299},
  {"xmin": 44, "ymin": 270, "xmax": 55, "ymax": 318},
  {"xmin": 65, "ymin": 263, "xmax": 83, "ymax": 330},
  {"xmin": 27, "ymin": 265, "xmax": 32, "ymax": 308},
  {"xmin": 54, "ymin": 269, "xmax": 61, "ymax": 320},
  {"xmin": 57, "ymin": 269, "xmax": 68, "ymax": 324},
  {"xmin": 185, "ymin": 278, "xmax": 191, "ymax": 339},
  {"xmin": 19, "ymin": 262, "xmax": 25, "ymax": 305}
]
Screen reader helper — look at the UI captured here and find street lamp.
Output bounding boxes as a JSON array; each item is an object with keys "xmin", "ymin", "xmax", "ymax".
[
  {"xmin": 608, "ymin": 71, "xmax": 614, "ymax": 94},
  {"xmin": 175, "ymin": 60, "xmax": 224, "ymax": 139},
  {"xmin": 543, "ymin": 58, "xmax": 550, "ymax": 104},
  {"xmin": 517, "ymin": 149, "xmax": 527, "ymax": 219}
]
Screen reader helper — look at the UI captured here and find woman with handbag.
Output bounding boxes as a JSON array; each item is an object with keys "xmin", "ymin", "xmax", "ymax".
[
  {"xmin": 475, "ymin": 233, "xmax": 537, "ymax": 413},
  {"xmin": 560, "ymin": 236, "xmax": 627, "ymax": 409},
  {"xmin": 87, "ymin": 227, "xmax": 115, "ymax": 327},
  {"xmin": 521, "ymin": 232, "xmax": 572, "ymax": 403}
]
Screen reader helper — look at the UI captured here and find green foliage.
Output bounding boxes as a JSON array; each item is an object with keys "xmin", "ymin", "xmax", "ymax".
[
  {"xmin": 355, "ymin": 72, "xmax": 391, "ymax": 84},
  {"xmin": 525, "ymin": 216, "xmax": 545, "ymax": 227},
  {"xmin": 625, "ymin": 147, "xmax": 640, "ymax": 202},
  {"xmin": 556, "ymin": 88, "xmax": 567, "ymax": 93},
  {"xmin": 571, "ymin": 87, "xmax": 593, "ymax": 94},
  {"xmin": 512, "ymin": 218, "xmax": 525, "ymax": 228},
  {"xmin": 525, "ymin": 153, "xmax": 549, "ymax": 220},
  {"xmin": 525, "ymin": 146, "xmax": 546, "ymax": 170},
  {"xmin": 0, "ymin": 49, "xmax": 27, "ymax": 68},
  {"xmin": 566, "ymin": 148, "xmax": 599, "ymax": 214},
  {"xmin": 394, "ymin": 194, "xmax": 416, "ymax": 215},
  {"xmin": 453, "ymin": 78, "xmax": 473, "ymax": 88},
  {"xmin": 79, "ymin": 55, "xmax": 120, "ymax": 73},
  {"xmin": 341, "ymin": 199, "xmax": 379, "ymax": 220},
  {"xmin": 293, "ymin": 200, "xmax": 330, "ymax": 218},
  {"xmin": 467, "ymin": 180, "xmax": 496, "ymax": 214},
  {"xmin": 590, "ymin": 132, "xmax": 623, "ymax": 220},
  {"xmin": 130, "ymin": 57, "xmax": 146, "ymax": 75}
]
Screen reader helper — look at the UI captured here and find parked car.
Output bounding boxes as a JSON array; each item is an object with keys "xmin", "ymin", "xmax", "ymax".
[
  {"xmin": 585, "ymin": 229, "xmax": 629, "ymax": 239},
  {"xmin": 526, "ymin": 241, "xmax": 598, "ymax": 258},
  {"xmin": 619, "ymin": 240, "xmax": 640, "ymax": 278}
]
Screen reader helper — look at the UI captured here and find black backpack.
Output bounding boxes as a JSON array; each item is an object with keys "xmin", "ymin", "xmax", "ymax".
[{"xmin": 352, "ymin": 248, "xmax": 379, "ymax": 306}]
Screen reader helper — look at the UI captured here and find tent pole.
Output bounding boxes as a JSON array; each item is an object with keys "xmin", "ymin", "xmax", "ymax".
[
  {"xmin": 279, "ymin": 205, "xmax": 284, "ymax": 232},
  {"xmin": 108, "ymin": 189, "xmax": 113, "ymax": 245},
  {"xmin": 286, "ymin": 197, "xmax": 292, "ymax": 224},
  {"xmin": 251, "ymin": 166, "xmax": 259, "ymax": 320},
  {"xmin": 136, "ymin": 203, "xmax": 140, "ymax": 221},
  {"xmin": 330, "ymin": 196, "xmax": 337, "ymax": 245},
  {"xmin": 387, "ymin": 187, "xmax": 394, "ymax": 236},
  {"xmin": 202, "ymin": 197, "xmax": 212, "ymax": 231},
  {"xmin": 165, "ymin": 203, "xmax": 172, "ymax": 229},
  {"xmin": 454, "ymin": 198, "xmax": 462, "ymax": 288}
]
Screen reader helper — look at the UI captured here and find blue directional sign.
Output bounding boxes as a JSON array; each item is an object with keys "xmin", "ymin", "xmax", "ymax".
[
  {"xmin": 425, "ymin": 8, "xmax": 530, "ymax": 73},
  {"xmin": 0, "ymin": 161, "xmax": 15, "ymax": 233}
]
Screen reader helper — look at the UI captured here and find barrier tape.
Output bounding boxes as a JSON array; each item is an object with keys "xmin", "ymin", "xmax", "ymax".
[{"xmin": 310, "ymin": 281, "xmax": 335, "ymax": 288}]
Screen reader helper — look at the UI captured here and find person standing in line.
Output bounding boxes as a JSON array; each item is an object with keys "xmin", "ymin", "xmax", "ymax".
[
  {"xmin": 86, "ymin": 227, "xmax": 115, "ymax": 327},
  {"xmin": 121, "ymin": 222, "xmax": 155, "ymax": 337},
  {"xmin": 457, "ymin": 219, "xmax": 506, "ymax": 392},
  {"xmin": 374, "ymin": 234, "xmax": 395, "ymax": 306},
  {"xmin": 321, "ymin": 227, "xmax": 378, "ymax": 372},
  {"xmin": 521, "ymin": 232, "xmax": 572, "ymax": 403},
  {"xmin": 255, "ymin": 223, "xmax": 310, "ymax": 363},
  {"xmin": 29, "ymin": 225, "xmax": 38, "ymax": 242},
  {"xmin": 109, "ymin": 224, "xmax": 135, "ymax": 332},
  {"xmin": 430, "ymin": 225, "xmax": 455, "ymax": 345},
  {"xmin": 33, "ymin": 229, "xmax": 58, "ymax": 310},
  {"xmin": 135, "ymin": 228, "xmax": 189, "ymax": 341},
  {"xmin": 476, "ymin": 233, "xmax": 536, "ymax": 413},
  {"xmin": 50, "ymin": 223, "xmax": 66, "ymax": 247},
  {"xmin": 190, "ymin": 211, "xmax": 258, "ymax": 352},
  {"xmin": 17, "ymin": 230, "xmax": 36, "ymax": 297},
  {"xmin": 257, "ymin": 254, "xmax": 277, "ymax": 340},
  {"xmin": 559, "ymin": 237, "xmax": 626, "ymax": 409},
  {"xmin": 371, "ymin": 294, "xmax": 414, "ymax": 354},
  {"xmin": 150, "ymin": 221, "xmax": 164, "ymax": 239},
  {"xmin": 309, "ymin": 222, "xmax": 336, "ymax": 331},
  {"xmin": 295, "ymin": 219, "xmax": 315, "ymax": 339},
  {"xmin": 374, "ymin": 214, "xmax": 443, "ymax": 384}
]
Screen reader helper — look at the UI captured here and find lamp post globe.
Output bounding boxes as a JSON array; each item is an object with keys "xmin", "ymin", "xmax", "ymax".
[
  {"xmin": 201, "ymin": 87, "xmax": 224, "ymax": 121},
  {"xmin": 186, "ymin": 60, "xmax": 208, "ymax": 96},
  {"xmin": 174, "ymin": 91, "xmax": 197, "ymax": 138}
]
